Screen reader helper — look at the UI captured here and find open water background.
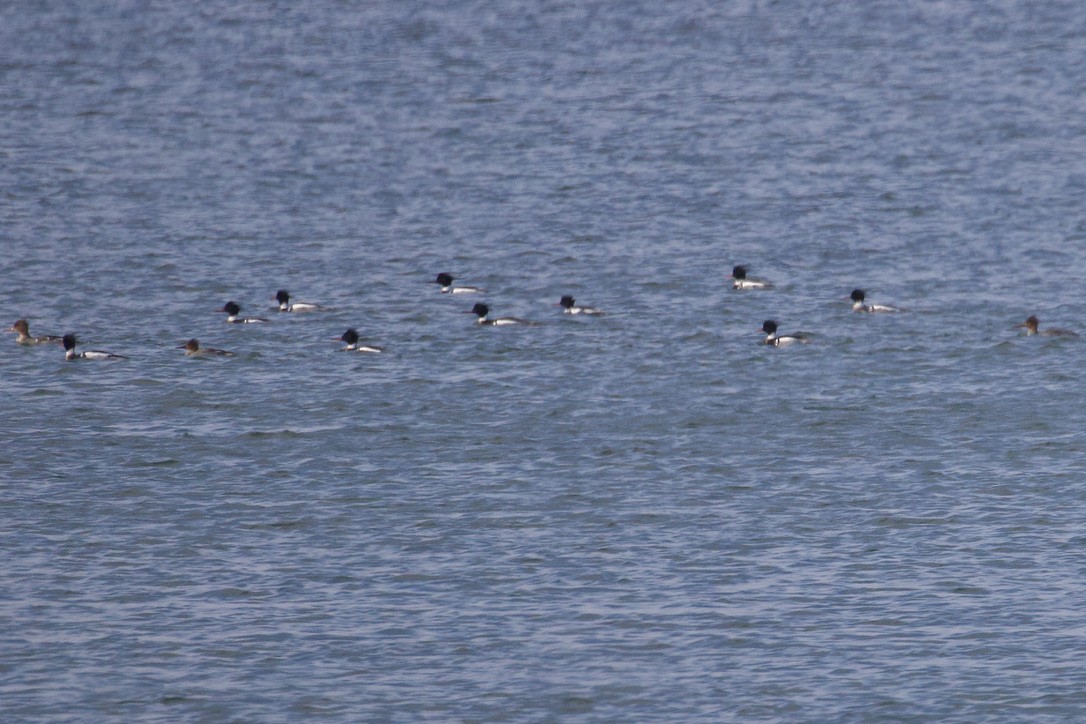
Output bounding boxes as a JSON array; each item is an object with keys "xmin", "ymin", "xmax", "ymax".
[{"xmin": 3, "ymin": 1, "xmax": 1086, "ymax": 720}]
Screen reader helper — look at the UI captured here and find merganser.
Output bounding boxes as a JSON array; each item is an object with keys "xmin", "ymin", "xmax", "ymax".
[
  {"xmin": 728, "ymin": 265, "xmax": 772, "ymax": 289},
  {"xmin": 275, "ymin": 289, "xmax": 325, "ymax": 312},
  {"xmin": 558, "ymin": 295, "xmax": 605, "ymax": 315},
  {"xmin": 8, "ymin": 319, "xmax": 63, "ymax": 345},
  {"xmin": 849, "ymin": 289, "xmax": 903, "ymax": 313},
  {"xmin": 222, "ymin": 301, "xmax": 269, "ymax": 324},
  {"xmin": 1015, "ymin": 316, "xmax": 1078, "ymax": 337},
  {"xmin": 339, "ymin": 328, "xmax": 384, "ymax": 353},
  {"xmin": 62, "ymin": 334, "xmax": 127, "ymax": 360},
  {"xmin": 760, "ymin": 320, "xmax": 810, "ymax": 346},
  {"xmin": 467, "ymin": 303, "xmax": 537, "ymax": 326},
  {"xmin": 179, "ymin": 339, "xmax": 234, "ymax": 356},
  {"xmin": 433, "ymin": 272, "xmax": 485, "ymax": 294}
]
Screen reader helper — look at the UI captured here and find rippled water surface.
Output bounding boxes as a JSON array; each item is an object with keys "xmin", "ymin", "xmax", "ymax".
[{"xmin": 4, "ymin": 1, "xmax": 1086, "ymax": 720}]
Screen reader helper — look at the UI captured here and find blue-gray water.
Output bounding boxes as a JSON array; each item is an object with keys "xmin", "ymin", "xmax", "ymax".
[{"xmin": 4, "ymin": 1, "xmax": 1086, "ymax": 720}]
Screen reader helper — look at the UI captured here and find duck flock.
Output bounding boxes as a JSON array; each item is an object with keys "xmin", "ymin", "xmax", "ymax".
[{"xmin": 6, "ymin": 266, "xmax": 1079, "ymax": 359}]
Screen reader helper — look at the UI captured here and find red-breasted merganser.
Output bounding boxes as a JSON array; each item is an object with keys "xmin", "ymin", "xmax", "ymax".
[
  {"xmin": 8, "ymin": 319, "xmax": 62, "ymax": 345},
  {"xmin": 760, "ymin": 320, "xmax": 810, "ymax": 346},
  {"xmin": 222, "ymin": 301, "xmax": 269, "ymax": 324},
  {"xmin": 467, "ymin": 303, "xmax": 537, "ymax": 326},
  {"xmin": 179, "ymin": 339, "xmax": 234, "ymax": 356},
  {"xmin": 557, "ymin": 295, "xmax": 605, "ymax": 315},
  {"xmin": 338, "ymin": 328, "xmax": 384, "ymax": 352},
  {"xmin": 729, "ymin": 265, "xmax": 772, "ymax": 289},
  {"xmin": 1015, "ymin": 316, "xmax": 1078, "ymax": 337},
  {"xmin": 849, "ymin": 289, "xmax": 903, "ymax": 313},
  {"xmin": 433, "ymin": 273, "xmax": 485, "ymax": 294},
  {"xmin": 275, "ymin": 290, "xmax": 325, "ymax": 312},
  {"xmin": 62, "ymin": 334, "xmax": 127, "ymax": 360}
]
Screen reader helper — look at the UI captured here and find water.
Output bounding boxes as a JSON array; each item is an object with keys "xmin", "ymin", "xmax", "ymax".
[{"xmin": 3, "ymin": 1, "xmax": 1086, "ymax": 719}]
